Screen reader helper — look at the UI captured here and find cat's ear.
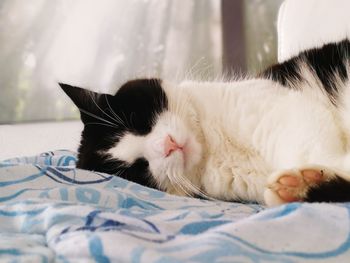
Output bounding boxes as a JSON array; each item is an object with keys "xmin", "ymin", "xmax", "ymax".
[
  {"xmin": 59, "ymin": 83, "xmax": 112, "ymax": 124},
  {"xmin": 59, "ymin": 82, "xmax": 102, "ymax": 108}
]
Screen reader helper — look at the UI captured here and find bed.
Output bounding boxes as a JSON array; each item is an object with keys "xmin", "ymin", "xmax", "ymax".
[
  {"xmin": 2, "ymin": 0, "xmax": 350, "ymax": 262},
  {"xmin": 1, "ymin": 150, "xmax": 350, "ymax": 262}
]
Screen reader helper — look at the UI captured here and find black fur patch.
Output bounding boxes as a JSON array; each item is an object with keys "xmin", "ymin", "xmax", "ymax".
[
  {"xmin": 261, "ymin": 39, "xmax": 350, "ymax": 104},
  {"xmin": 261, "ymin": 59, "xmax": 302, "ymax": 87},
  {"xmin": 305, "ymin": 176, "xmax": 350, "ymax": 202},
  {"xmin": 60, "ymin": 79, "xmax": 167, "ymax": 188}
]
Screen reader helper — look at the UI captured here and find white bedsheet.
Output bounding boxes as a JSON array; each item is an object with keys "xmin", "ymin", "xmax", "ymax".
[{"xmin": 0, "ymin": 121, "xmax": 82, "ymax": 160}]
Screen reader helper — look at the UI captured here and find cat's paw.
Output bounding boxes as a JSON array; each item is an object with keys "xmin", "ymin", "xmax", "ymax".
[{"xmin": 264, "ymin": 166, "xmax": 336, "ymax": 207}]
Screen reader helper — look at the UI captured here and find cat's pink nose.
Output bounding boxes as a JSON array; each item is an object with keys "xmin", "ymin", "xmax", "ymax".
[{"xmin": 164, "ymin": 135, "xmax": 182, "ymax": 157}]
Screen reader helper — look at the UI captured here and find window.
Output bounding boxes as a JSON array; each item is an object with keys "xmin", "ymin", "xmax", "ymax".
[{"xmin": 0, "ymin": 0, "xmax": 283, "ymax": 124}]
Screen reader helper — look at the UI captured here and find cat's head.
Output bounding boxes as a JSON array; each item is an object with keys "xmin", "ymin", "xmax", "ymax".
[{"xmin": 60, "ymin": 79, "xmax": 204, "ymax": 196}]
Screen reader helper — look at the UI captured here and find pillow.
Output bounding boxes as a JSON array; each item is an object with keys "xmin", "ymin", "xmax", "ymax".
[{"xmin": 278, "ymin": 0, "xmax": 350, "ymax": 62}]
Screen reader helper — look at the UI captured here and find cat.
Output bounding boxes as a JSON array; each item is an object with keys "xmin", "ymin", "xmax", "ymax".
[{"xmin": 60, "ymin": 39, "xmax": 350, "ymax": 207}]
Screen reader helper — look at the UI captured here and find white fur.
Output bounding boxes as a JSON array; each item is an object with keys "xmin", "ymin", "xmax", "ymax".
[
  {"xmin": 110, "ymin": 67, "xmax": 350, "ymax": 206},
  {"xmin": 107, "ymin": 133, "xmax": 146, "ymax": 164},
  {"xmin": 165, "ymin": 74, "xmax": 350, "ymax": 205}
]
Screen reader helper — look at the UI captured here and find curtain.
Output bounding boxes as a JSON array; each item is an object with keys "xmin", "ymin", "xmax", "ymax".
[
  {"xmin": 0, "ymin": 0, "xmax": 222, "ymax": 123},
  {"xmin": 244, "ymin": 0, "xmax": 283, "ymax": 74}
]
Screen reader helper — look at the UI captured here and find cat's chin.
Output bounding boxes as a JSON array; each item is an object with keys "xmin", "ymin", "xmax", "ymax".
[
  {"xmin": 147, "ymin": 136, "xmax": 202, "ymax": 181},
  {"xmin": 165, "ymin": 147, "xmax": 191, "ymax": 170},
  {"xmin": 142, "ymin": 133, "xmax": 202, "ymax": 195},
  {"xmin": 143, "ymin": 110, "xmax": 203, "ymax": 185}
]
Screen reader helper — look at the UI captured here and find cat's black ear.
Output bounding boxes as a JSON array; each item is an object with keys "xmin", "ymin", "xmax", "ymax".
[
  {"xmin": 59, "ymin": 83, "xmax": 99, "ymax": 110},
  {"xmin": 59, "ymin": 83, "xmax": 112, "ymax": 124}
]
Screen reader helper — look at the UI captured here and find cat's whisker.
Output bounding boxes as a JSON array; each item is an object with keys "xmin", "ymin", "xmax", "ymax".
[
  {"xmin": 115, "ymin": 168, "xmax": 127, "ymax": 177},
  {"xmin": 105, "ymin": 108, "xmax": 125, "ymax": 126},
  {"xmin": 120, "ymin": 111, "xmax": 132, "ymax": 128},
  {"xmin": 169, "ymin": 171, "xmax": 193, "ymax": 197},
  {"xmin": 84, "ymin": 122, "xmax": 120, "ymax": 129},
  {"xmin": 166, "ymin": 164, "xmax": 192, "ymax": 197},
  {"xmin": 104, "ymin": 160, "xmax": 128, "ymax": 176},
  {"xmin": 79, "ymin": 108, "xmax": 118, "ymax": 128},
  {"xmin": 167, "ymin": 162, "xmax": 215, "ymax": 200},
  {"xmin": 129, "ymin": 112, "xmax": 136, "ymax": 128},
  {"xmin": 87, "ymin": 92, "xmax": 122, "ymax": 126},
  {"xmin": 156, "ymin": 176, "xmax": 168, "ymax": 191},
  {"xmin": 104, "ymin": 95, "xmax": 126, "ymax": 127},
  {"xmin": 177, "ymin": 172, "xmax": 217, "ymax": 201}
]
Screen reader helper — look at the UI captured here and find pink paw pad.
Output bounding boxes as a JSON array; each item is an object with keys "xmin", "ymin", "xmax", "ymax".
[
  {"xmin": 278, "ymin": 175, "xmax": 300, "ymax": 187},
  {"xmin": 302, "ymin": 169, "xmax": 323, "ymax": 183},
  {"xmin": 275, "ymin": 169, "xmax": 324, "ymax": 202},
  {"xmin": 277, "ymin": 189, "xmax": 300, "ymax": 202}
]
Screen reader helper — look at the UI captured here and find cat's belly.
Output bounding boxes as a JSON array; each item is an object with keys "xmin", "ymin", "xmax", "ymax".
[
  {"xmin": 251, "ymin": 94, "xmax": 348, "ymax": 172},
  {"xmin": 200, "ymin": 123, "xmax": 271, "ymax": 203}
]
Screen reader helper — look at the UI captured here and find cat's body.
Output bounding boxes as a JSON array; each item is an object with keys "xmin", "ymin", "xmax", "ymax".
[{"xmin": 60, "ymin": 39, "xmax": 350, "ymax": 206}]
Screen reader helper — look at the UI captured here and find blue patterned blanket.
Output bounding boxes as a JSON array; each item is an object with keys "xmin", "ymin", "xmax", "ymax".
[{"xmin": 0, "ymin": 150, "xmax": 349, "ymax": 262}]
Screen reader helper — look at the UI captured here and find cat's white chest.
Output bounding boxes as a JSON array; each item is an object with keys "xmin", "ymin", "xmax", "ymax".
[{"xmin": 199, "ymin": 117, "xmax": 270, "ymax": 203}]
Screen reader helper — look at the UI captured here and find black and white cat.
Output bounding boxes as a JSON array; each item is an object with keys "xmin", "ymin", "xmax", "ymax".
[{"xmin": 60, "ymin": 39, "xmax": 350, "ymax": 207}]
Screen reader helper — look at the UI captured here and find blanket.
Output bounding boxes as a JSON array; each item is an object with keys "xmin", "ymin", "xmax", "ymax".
[{"xmin": 0, "ymin": 150, "xmax": 349, "ymax": 262}]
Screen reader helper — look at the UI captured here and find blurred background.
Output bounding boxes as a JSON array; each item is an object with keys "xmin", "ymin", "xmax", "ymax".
[{"xmin": 0, "ymin": 0, "xmax": 283, "ymax": 124}]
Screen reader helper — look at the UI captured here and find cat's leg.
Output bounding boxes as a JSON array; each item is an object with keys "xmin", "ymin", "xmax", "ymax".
[{"xmin": 264, "ymin": 165, "xmax": 350, "ymax": 207}]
